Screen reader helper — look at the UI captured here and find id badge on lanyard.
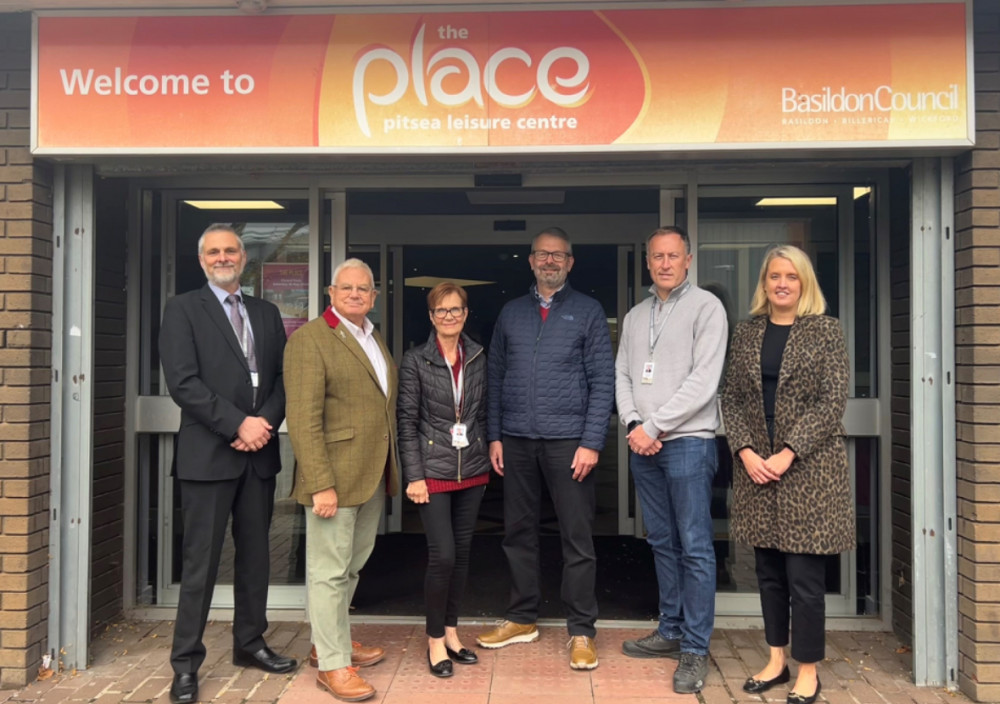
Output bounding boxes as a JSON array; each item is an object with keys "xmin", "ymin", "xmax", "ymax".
[
  {"xmin": 451, "ymin": 423, "xmax": 469, "ymax": 448},
  {"xmin": 445, "ymin": 347, "xmax": 468, "ymax": 448}
]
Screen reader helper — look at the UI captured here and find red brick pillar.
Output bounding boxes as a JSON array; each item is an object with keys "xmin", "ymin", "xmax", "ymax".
[
  {"xmin": 955, "ymin": 0, "xmax": 1000, "ymax": 699},
  {"xmin": 0, "ymin": 11, "xmax": 54, "ymax": 689}
]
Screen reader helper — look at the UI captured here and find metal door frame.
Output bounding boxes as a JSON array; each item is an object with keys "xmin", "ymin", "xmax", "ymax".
[{"xmin": 124, "ymin": 167, "xmax": 896, "ymax": 622}]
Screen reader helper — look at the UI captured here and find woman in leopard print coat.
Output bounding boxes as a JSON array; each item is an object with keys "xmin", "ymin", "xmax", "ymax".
[{"xmin": 721, "ymin": 245, "xmax": 854, "ymax": 704}]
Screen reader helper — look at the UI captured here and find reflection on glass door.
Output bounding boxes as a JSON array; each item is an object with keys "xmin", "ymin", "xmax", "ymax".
[
  {"xmin": 693, "ymin": 186, "xmax": 878, "ymax": 616},
  {"xmin": 144, "ymin": 196, "xmax": 315, "ymax": 611}
]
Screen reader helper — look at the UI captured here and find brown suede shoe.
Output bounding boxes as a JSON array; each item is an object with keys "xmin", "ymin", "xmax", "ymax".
[
  {"xmin": 316, "ymin": 666, "xmax": 375, "ymax": 702},
  {"xmin": 309, "ymin": 642, "xmax": 386, "ymax": 669},
  {"xmin": 568, "ymin": 635, "xmax": 599, "ymax": 670}
]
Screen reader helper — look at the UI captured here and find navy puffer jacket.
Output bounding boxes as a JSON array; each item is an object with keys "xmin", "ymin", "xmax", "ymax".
[
  {"xmin": 487, "ymin": 284, "xmax": 615, "ymax": 450},
  {"xmin": 397, "ymin": 331, "xmax": 490, "ymax": 483}
]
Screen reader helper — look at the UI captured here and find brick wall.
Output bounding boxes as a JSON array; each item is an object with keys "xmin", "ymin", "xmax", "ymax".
[
  {"xmin": 0, "ymin": 12, "xmax": 54, "ymax": 689},
  {"xmin": 955, "ymin": 1, "xmax": 1000, "ymax": 700},
  {"xmin": 889, "ymin": 168, "xmax": 913, "ymax": 646},
  {"xmin": 90, "ymin": 178, "xmax": 127, "ymax": 635}
]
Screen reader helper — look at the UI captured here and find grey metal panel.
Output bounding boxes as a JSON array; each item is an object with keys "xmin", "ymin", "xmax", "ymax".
[
  {"xmin": 616, "ymin": 245, "xmax": 633, "ymax": 537},
  {"xmin": 47, "ymin": 165, "xmax": 65, "ymax": 674},
  {"xmin": 941, "ymin": 160, "xmax": 959, "ymax": 688},
  {"xmin": 49, "ymin": 164, "xmax": 96, "ymax": 672},
  {"xmin": 909, "ymin": 157, "xmax": 957, "ymax": 688},
  {"xmin": 716, "ymin": 398, "xmax": 879, "ymax": 437},
  {"xmin": 135, "ymin": 395, "xmax": 289, "ymax": 433}
]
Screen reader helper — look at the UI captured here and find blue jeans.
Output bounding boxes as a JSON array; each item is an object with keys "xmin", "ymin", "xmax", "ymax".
[{"xmin": 630, "ymin": 436, "xmax": 717, "ymax": 655}]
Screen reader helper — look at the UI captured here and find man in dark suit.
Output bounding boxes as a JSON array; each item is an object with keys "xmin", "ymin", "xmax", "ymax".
[{"xmin": 160, "ymin": 224, "xmax": 296, "ymax": 704}]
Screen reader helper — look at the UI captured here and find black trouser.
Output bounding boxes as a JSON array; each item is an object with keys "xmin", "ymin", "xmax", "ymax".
[
  {"xmin": 418, "ymin": 484, "xmax": 486, "ymax": 638},
  {"xmin": 171, "ymin": 468, "xmax": 276, "ymax": 674},
  {"xmin": 754, "ymin": 547, "xmax": 827, "ymax": 664},
  {"xmin": 501, "ymin": 436, "xmax": 598, "ymax": 637}
]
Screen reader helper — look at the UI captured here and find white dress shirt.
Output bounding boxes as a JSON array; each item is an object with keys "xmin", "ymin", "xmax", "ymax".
[{"xmin": 335, "ymin": 311, "xmax": 389, "ymax": 395}]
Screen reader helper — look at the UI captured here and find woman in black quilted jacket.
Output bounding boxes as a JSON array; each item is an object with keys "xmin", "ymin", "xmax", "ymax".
[{"xmin": 397, "ymin": 282, "xmax": 490, "ymax": 679}]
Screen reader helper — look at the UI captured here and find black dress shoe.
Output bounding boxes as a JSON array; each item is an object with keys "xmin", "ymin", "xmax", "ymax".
[
  {"xmin": 446, "ymin": 646, "xmax": 478, "ymax": 665},
  {"xmin": 743, "ymin": 665, "xmax": 791, "ymax": 693},
  {"xmin": 233, "ymin": 645, "xmax": 298, "ymax": 674},
  {"xmin": 787, "ymin": 677, "xmax": 822, "ymax": 704},
  {"xmin": 427, "ymin": 649, "xmax": 454, "ymax": 678},
  {"xmin": 170, "ymin": 672, "xmax": 198, "ymax": 704}
]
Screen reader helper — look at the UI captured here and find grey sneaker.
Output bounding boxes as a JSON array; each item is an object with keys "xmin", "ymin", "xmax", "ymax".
[
  {"xmin": 622, "ymin": 630, "xmax": 681, "ymax": 659},
  {"xmin": 673, "ymin": 652, "xmax": 710, "ymax": 693}
]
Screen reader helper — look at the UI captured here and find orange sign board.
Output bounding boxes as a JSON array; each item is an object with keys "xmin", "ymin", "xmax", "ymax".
[{"xmin": 33, "ymin": 4, "xmax": 971, "ymax": 154}]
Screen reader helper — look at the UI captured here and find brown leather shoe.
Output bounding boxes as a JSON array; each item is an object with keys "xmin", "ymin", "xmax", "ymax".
[
  {"xmin": 350, "ymin": 641, "xmax": 385, "ymax": 667},
  {"xmin": 316, "ymin": 666, "xmax": 375, "ymax": 702},
  {"xmin": 309, "ymin": 643, "xmax": 385, "ymax": 669}
]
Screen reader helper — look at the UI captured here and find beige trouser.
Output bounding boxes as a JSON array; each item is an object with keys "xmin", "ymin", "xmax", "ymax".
[{"xmin": 306, "ymin": 489, "xmax": 385, "ymax": 671}]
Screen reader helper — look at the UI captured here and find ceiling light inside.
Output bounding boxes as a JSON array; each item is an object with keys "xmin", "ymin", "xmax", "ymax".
[
  {"xmin": 183, "ymin": 200, "xmax": 285, "ymax": 210},
  {"xmin": 755, "ymin": 188, "xmax": 871, "ymax": 208},
  {"xmin": 755, "ymin": 197, "xmax": 836, "ymax": 207}
]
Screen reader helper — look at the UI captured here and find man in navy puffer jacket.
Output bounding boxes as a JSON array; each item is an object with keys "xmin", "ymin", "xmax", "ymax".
[{"xmin": 476, "ymin": 227, "xmax": 615, "ymax": 671}]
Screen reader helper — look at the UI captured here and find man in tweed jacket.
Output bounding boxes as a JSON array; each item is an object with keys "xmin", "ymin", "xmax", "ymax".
[{"xmin": 284, "ymin": 258, "xmax": 399, "ymax": 702}]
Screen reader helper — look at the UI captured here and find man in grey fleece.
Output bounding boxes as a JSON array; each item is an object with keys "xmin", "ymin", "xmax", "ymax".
[{"xmin": 615, "ymin": 226, "xmax": 728, "ymax": 694}]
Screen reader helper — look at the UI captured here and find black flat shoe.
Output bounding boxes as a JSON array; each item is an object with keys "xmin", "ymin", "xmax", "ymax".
[
  {"xmin": 170, "ymin": 672, "xmax": 198, "ymax": 704},
  {"xmin": 787, "ymin": 677, "xmax": 822, "ymax": 704},
  {"xmin": 428, "ymin": 649, "xmax": 454, "ymax": 678},
  {"xmin": 446, "ymin": 646, "xmax": 478, "ymax": 664},
  {"xmin": 233, "ymin": 645, "xmax": 298, "ymax": 674},
  {"xmin": 743, "ymin": 665, "xmax": 791, "ymax": 693}
]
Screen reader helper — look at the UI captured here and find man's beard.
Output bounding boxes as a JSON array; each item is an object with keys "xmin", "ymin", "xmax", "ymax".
[{"xmin": 205, "ymin": 264, "xmax": 242, "ymax": 287}]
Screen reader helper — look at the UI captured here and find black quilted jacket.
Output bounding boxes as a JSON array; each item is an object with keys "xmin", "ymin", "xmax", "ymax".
[{"xmin": 397, "ymin": 331, "xmax": 490, "ymax": 484}]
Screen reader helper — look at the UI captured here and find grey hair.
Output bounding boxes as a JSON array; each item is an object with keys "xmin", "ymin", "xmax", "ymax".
[
  {"xmin": 646, "ymin": 225, "xmax": 691, "ymax": 255},
  {"xmin": 331, "ymin": 258, "xmax": 376, "ymax": 289},
  {"xmin": 531, "ymin": 226, "xmax": 573, "ymax": 255},
  {"xmin": 197, "ymin": 223, "xmax": 245, "ymax": 255}
]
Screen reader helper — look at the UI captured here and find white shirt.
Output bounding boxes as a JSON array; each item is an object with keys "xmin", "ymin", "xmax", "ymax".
[{"xmin": 335, "ymin": 312, "xmax": 389, "ymax": 396}]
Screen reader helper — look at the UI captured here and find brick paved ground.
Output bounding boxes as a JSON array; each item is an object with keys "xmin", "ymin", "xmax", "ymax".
[{"xmin": 0, "ymin": 621, "xmax": 966, "ymax": 704}]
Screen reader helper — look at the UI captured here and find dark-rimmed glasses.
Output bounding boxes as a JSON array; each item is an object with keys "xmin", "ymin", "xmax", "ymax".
[
  {"xmin": 431, "ymin": 306, "xmax": 467, "ymax": 319},
  {"xmin": 531, "ymin": 250, "xmax": 571, "ymax": 263}
]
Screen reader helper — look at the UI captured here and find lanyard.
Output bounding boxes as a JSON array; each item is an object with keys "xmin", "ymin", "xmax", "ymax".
[
  {"xmin": 648, "ymin": 280, "xmax": 690, "ymax": 356},
  {"xmin": 443, "ymin": 344, "xmax": 464, "ymax": 420}
]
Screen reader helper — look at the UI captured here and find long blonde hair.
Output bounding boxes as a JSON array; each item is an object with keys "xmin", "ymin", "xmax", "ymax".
[{"xmin": 748, "ymin": 245, "xmax": 827, "ymax": 317}]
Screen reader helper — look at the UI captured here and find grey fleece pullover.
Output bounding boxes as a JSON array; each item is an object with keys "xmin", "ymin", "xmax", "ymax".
[{"xmin": 615, "ymin": 281, "xmax": 728, "ymax": 440}]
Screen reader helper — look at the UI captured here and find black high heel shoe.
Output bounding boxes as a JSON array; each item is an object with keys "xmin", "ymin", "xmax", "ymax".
[
  {"xmin": 787, "ymin": 677, "xmax": 821, "ymax": 704},
  {"xmin": 427, "ymin": 650, "xmax": 454, "ymax": 678},
  {"xmin": 446, "ymin": 646, "xmax": 478, "ymax": 664},
  {"xmin": 743, "ymin": 665, "xmax": 791, "ymax": 693}
]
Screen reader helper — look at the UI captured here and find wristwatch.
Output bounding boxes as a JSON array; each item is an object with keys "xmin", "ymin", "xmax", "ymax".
[{"xmin": 627, "ymin": 420, "xmax": 642, "ymax": 433}]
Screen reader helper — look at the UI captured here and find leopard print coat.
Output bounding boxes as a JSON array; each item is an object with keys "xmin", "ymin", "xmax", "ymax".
[{"xmin": 721, "ymin": 315, "xmax": 855, "ymax": 555}]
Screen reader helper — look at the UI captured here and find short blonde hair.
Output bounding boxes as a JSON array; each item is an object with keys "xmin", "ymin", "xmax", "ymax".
[{"xmin": 749, "ymin": 245, "xmax": 827, "ymax": 317}]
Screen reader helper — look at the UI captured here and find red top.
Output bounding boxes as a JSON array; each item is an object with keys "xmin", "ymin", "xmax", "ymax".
[{"xmin": 426, "ymin": 472, "xmax": 489, "ymax": 494}]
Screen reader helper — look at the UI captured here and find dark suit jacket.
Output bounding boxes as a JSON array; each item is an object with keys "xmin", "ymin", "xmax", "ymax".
[{"xmin": 160, "ymin": 284, "xmax": 287, "ymax": 481}]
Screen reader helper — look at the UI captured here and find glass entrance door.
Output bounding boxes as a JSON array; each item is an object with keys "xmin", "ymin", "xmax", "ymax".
[
  {"xmin": 134, "ymin": 191, "xmax": 321, "ymax": 610},
  {"xmin": 690, "ymin": 184, "xmax": 882, "ymax": 617},
  {"xmin": 388, "ymin": 243, "xmax": 623, "ymax": 538}
]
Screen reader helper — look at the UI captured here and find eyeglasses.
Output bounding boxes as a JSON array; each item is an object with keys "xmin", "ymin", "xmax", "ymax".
[
  {"xmin": 431, "ymin": 306, "xmax": 467, "ymax": 319},
  {"xmin": 336, "ymin": 284, "xmax": 374, "ymax": 295},
  {"xmin": 531, "ymin": 250, "xmax": 571, "ymax": 263}
]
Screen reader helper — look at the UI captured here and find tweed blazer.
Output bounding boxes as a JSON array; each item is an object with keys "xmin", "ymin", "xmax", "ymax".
[
  {"xmin": 284, "ymin": 309, "xmax": 400, "ymax": 508},
  {"xmin": 721, "ymin": 314, "xmax": 855, "ymax": 555}
]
